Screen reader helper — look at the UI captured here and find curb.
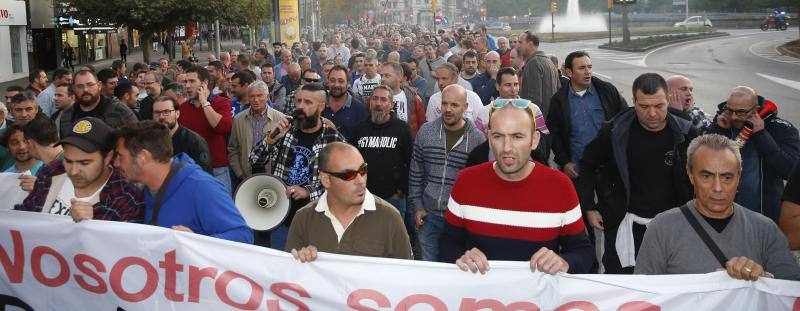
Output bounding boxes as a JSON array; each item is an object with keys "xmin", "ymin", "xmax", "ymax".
[
  {"xmin": 777, "ymin": 40, "xmax": 800, "ymax": 59},
  {"xmin": 598, "ymin": 32, "xmax": 730, "ymax": 52}
]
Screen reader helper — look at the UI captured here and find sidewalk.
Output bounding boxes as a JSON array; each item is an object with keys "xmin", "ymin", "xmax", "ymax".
[{"xmin": 1, "ymin": 40, "xmax": 244, "ymax": 92}]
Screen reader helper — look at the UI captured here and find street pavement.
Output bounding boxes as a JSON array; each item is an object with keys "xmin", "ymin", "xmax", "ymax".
[{"xmin": 542, "ymin": 29, "xmax": 800, "ymax": 124}]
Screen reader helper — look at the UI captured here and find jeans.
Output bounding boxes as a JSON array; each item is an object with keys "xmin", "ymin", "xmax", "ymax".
[
  {"xmin": 417, "ymin": 212, "xmax": 444, "ymax": 262},
  {"xmin": 386, "ymin": 197, "xmax": 407, "ymax": 223},
  {"xmin": 212, "ymin": 166, "xmax": 233, "ymax": 195},
  {"xmin": 270, "ymin": 225, "xmax": 289, "ymax": 251}
]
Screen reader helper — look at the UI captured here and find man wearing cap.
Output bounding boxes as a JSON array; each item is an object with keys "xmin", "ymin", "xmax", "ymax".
[
  {"xmin": 15, "ymin": 117, "xmax": 145, "ymax": 223},
  {"xmin": 113, "ymin": 121, "xmax": 253, "ymax": 243}
]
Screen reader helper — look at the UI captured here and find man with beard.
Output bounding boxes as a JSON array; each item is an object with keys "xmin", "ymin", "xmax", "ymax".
[
  {"xmin": 379, "ymin": 62, "xmax": 426, "ymax": 136},
  {"xmin": 112, "ymin": 121, "xmax": 252, "ymax": 243},
  {"xmin": 409, "ymin": 84, "xmax": 485, "ymax": 261},
  {"xmin": 286, "ymin": 142, "xmax": 413, "ymax": 262},
  {"xmin": 16, "ymin": 117, "xmax": 144, "ymax": 223},
  {"xmin": 36, "ymin": 68, "xmax": 72, "ymax": 117},
  {"xmin": 151, "ymin": 96, "xmax": 212, "ymax": 173},
  {"xmin": 460, "ymin": 51, "xmax": 486, "ymax": 93},
  {"xmin": 57, "ymin": 70, "xmax": 138, "ymax": 136},
  {"xmin": 138, "ymin": 72, "xmax": 163, "ymax": 121},
  {"xmin": 439, "ymin": 98, "xmax": 593, "ymax": 275},
  {"xmin": 350, "ymin": 85, "xmax": 413, "ymax": 216},
  {"xmin": 2, "ymin": 124, "xmax": 43, "ymax": 175},
  {"xmin": 249, "ymin": 83, "xmax": 346, "ymax": 250},
  {"xmin": 323, "ymin": 65, "xmax": 368, "ymax": 140},
  {"xmin": 229, "ymin": 71, "xmax": 256, "ymax": 116}
]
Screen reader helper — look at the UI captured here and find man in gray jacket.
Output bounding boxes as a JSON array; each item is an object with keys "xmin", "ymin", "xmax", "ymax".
[
  {"xmin": 409, "ymin": 84, "xmax": 485, "ymax": 262},
  {"xmin": 635, "ymin": 134, "xmax": 800, "ymax": 281},
  {"xmin": 519, "ymin": 31, "xmax": 560, "ymax": 119}
]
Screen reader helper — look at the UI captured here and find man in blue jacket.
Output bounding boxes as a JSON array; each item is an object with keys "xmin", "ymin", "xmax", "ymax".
[{"xmin": 113, "ymin": 121, "xmax": 253, "ymax": 244}]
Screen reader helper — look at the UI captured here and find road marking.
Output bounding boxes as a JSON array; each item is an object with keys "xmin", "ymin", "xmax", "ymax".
[
  {"xmin": 757, "ymin": 73, "xmax": 800, "ymax": 92},
  {"xmin": 748, "ymin": 39, "xmax": 800, "ymax": 65},
  {"xmin": 594, "ymin": 72, "xmax": 613, "ymax": 80}
]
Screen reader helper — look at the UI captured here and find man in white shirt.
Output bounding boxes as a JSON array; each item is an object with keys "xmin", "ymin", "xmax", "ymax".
[
  {"xmin": 351, "ymin": 56, "xmax": 382, "ymax": 103},
  {"xmin": 426, "ymin": 63, "xmax": 484, "ymax": 122}
]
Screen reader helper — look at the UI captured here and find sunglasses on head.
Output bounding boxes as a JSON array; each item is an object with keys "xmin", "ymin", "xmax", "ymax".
[
  {"xmin": 323, "ymin": 163, "xmax": 368, "ymax": 181},
  {"xmin": 491, "ymin": 98, "xmax": 532, "ymax": 109}
]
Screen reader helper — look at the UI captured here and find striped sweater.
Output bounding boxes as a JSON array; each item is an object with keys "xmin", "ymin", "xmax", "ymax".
[
  {"xmin": 439, "ymin": 161, "xmax": 594, "ymax": 273},
  {"xmin": 408, "ymin": 118, "xmax": 485, "ymax": 216}
]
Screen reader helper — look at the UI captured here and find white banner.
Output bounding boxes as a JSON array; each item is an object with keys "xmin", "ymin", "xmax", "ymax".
[{"xmin": 0, "ymin": 210, "xmax": 798, "ymax": 310}]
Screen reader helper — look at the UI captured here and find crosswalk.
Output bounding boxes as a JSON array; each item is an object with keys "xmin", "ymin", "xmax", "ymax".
[
  {"xmin": 584, "ymin": 48, "xmax": 647, "ymax": 67},
  {"xmin": 748, "ymin": 39, "xmax": 800, "ymax": 65}
]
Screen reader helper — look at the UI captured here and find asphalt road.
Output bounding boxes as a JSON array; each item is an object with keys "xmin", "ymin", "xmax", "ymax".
[{"xmin": 542, "ymin": 29, "xmax": 800, "ymax": 124}]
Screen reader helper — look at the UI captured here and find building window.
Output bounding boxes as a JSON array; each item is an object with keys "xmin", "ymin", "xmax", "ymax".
[{"xmin": 10, "ymin": 26, "xmax": 23, "ymax": 73}]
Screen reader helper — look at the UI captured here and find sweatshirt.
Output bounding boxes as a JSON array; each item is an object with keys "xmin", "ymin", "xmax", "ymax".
[
  {"xmin": 408, "ymin": 118, "xmax": 485, "ymax": 216},
  {"xmin": 144, "ymin": 154, "xmax": 253, "ymax": 244},
  {"xmin": 350, "ymin": 114, "xmax": 414, "ymax": 200}
]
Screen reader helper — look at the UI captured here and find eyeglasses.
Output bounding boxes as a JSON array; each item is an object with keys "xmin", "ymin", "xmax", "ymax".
[
  {"xmin": 74, "ymin": 82, "xmax": 98, "ymax": 90},
  {"xmin": 153, "ymin": 109, "xmax": 175, "ymax": 117},
  {"xmin": 491, "ymin": 98, "xmax": 532, "ymax": 109},
  {"xmin": 725, "ymin": 105, "xmax": 758, "ymax": 117},
  {"xmin": 303, "ymin": 78, "xmax": 320, "ymax": 83},
  {"xmin": 323, "ymin": 163, "xmax": 368, "ymax": 181}
]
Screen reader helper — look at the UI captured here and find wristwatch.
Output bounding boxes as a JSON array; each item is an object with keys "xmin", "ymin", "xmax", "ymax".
[{"xmin": 201, "ymin": 101, "xmax": 211, "ymax": 108}]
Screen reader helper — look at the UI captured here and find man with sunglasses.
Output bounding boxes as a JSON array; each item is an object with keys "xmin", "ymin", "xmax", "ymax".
[
  {"xmin": 440, "ymin": 96, "xmax": 593, "ymax": 275},
  {"xmin": 705, "ymin": 86, "xmax": 799, "ymax": 223},
  {"xmin": 578, "ymin": 73, "xmax": 697, "ymax": 274},
  {"xmin": 286, "ymin": 142, "xmax": 413, "ymax": 262},
  {"xmin": 249, "ymin": 83, "xmax": 346, "ymax": 251}
]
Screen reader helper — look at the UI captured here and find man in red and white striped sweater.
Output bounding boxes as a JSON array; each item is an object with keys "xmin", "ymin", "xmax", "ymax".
[{"xmin": 439, "ymin": 101, "xmax": 594, "ymax": 274}]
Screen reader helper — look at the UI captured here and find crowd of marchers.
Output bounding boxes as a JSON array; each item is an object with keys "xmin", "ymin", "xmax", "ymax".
[{"xmin": 1, "ymin": 22, "xmax": 799, "ymax": 282}]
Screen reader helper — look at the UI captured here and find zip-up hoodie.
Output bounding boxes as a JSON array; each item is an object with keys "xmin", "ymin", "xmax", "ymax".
[
  {"xmin": 408, "ymin": 117, "xmax": 485, "ymax": 216},
  {"xmin": 144, "ymin": 153, "xmax": 253, "ymax": 244}
]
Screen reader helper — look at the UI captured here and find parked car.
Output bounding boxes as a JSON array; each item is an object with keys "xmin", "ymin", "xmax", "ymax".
[
  {"xmin": 486, "ymin": 22, "xmax": 512, "ymax": 31},
  {"xmin": 674, "ymin": 16, "xmax": 713, "ymax": 28}
]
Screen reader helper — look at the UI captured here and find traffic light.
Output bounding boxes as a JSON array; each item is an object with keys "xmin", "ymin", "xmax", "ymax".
[
  {"xmin": 480, "ymin": 7, "xmax": 486, "ymax": 15},
  {"xmin": 550, "ymin": 2, "xmax": 558, "ymax": 13}
]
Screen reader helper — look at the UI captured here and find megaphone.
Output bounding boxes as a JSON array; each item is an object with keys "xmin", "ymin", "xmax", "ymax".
[{"xmin": 234, "ymin": 174, "xmax": 291, "ymax": 231}]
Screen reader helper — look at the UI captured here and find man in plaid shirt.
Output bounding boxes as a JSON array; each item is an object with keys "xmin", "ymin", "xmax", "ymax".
[
  {"xmin": 15, "ymin": 117, "xmax": 144, "ymax": 223},
  {"xmin": 250, "ymin": 83, "xmax": 346, "ymax": 250}
]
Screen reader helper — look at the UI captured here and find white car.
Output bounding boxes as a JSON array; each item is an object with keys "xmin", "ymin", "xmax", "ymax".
[
  {"xmin": 674, "ymin": 16, "xmax": 713, "ymax": 28},
  {"xmin": 486, "ymin": 22, "xmax": 511, "ymax": 31}
]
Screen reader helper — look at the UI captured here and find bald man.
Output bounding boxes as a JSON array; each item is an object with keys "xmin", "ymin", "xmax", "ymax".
[
  {"xmin": 706, "ymin": 86, "xmax": 799, "ymax": 223},
  {"xmin": 667, "ymin": 75, "xmax": 711, "ymax": 130},
  {"xmin": 286, "ymin": 142, "xmax": 413, "ymax": 262},
  {"xmin": 280, "ymin": 63, "xmax": 302, "ymax": 96}
]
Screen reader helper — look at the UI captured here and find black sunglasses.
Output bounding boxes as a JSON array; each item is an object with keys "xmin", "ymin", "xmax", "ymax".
[
  {"xmin": 323, "ymin": 163, "xmax": 368, "ymax": 181},
  {"xmin": 303, "ymin": 78, "xmax": 320, "ymax": 83}
]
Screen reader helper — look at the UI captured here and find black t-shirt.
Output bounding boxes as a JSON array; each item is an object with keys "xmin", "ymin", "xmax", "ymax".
[
  {"xmin": 783, "ymin": 164, "xmax": 800, "ymax": 204},
  {"xmin": 627, "ymin": 119, "xmax": 676, "ymax": 218},
  {"xmin": 72, "ymin": 98, "xmax": 108, "ymax": 122},
  {"xmin": 286, "ymin": 127, "xmax": 322, "ymax": 211},
  {"xmin": 701, "ymin": 212, "xmax": 734, "ymax": 233}
]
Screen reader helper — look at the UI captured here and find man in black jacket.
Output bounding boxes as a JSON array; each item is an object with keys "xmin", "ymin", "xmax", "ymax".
[
  {"xmin": 548, "ymin": 51, "xmax": 627, "ymax": 180},
  {"xmin": 578, "ymin": 73, "xmax": 697, "ymax": 274},
  {"xmin": 151, "ymin": 95, "xmax": 212, "ymax": 173},
  {"xmin": 350, "ymin": 85, "xmax": 413, "ymax": 218},
  {"xmin": 57, "ymin": 70, "xmax": 138, "ymax": 137}
]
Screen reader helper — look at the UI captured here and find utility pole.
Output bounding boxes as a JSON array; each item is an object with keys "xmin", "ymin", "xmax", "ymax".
[
  {"xmin": 608, "ymin": 0, "xmax": 613, "ymax": 45},
  {"xmin": 215, "ymin": 20, "xmax": 221, "ymax": 58},
  {"xmin": 550, "ymin": 1, "xmax": 557, "ymax": 41},
  {"xmin": 622, "ymin": 3, "xmax": 630, "ymax": 43}
]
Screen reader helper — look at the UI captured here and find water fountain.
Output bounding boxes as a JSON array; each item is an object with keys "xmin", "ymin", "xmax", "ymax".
[{"xmin": 537, "ymin": 0, "xmax": 608, "ymax": 33}]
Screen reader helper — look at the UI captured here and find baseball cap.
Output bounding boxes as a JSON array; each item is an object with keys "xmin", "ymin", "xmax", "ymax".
[{"xmin": 58, "ymin": 117, "xmax": 115, "ymax": 153}]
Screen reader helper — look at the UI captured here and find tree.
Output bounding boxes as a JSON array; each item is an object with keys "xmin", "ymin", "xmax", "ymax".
[
  {"xmin": 320, "ymin": 0, "xmax": 377, "ymax": 26},
  {"xmin": 66, "ymin": 0, "xmax": 268, "ymax": 63}
]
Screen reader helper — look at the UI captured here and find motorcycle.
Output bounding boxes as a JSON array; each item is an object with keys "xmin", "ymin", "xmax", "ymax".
[{"xmin": 761, "ymin": 17, "xmax": 789, "ymax": 31}]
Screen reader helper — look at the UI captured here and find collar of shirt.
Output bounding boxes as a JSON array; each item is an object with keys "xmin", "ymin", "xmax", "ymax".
[
  {"xmin": 249, "ymin": 106, "xmax": 270, "ymax": 118},
  {"xmin": 568, "ymin": 82, "xmax": 596, "ymax": 98},
  {"xmin": 314, "ymin": 189, "xmax": 377, "ymax": 242}
]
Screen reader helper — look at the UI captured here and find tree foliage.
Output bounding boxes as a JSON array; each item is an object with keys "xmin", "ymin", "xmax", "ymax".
[
  {"xmin": 66, "ymin": 0, "xmax": 270, "ymax": 62},
  {"xmin": 320, "ymin": 0, "xmax": 377, "ymax": 25}
]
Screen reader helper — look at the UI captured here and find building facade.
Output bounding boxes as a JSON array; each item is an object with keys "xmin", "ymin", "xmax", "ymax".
[{"xmin": 0, "ymin": 0, "xmax": 28, "ymax": 83}]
